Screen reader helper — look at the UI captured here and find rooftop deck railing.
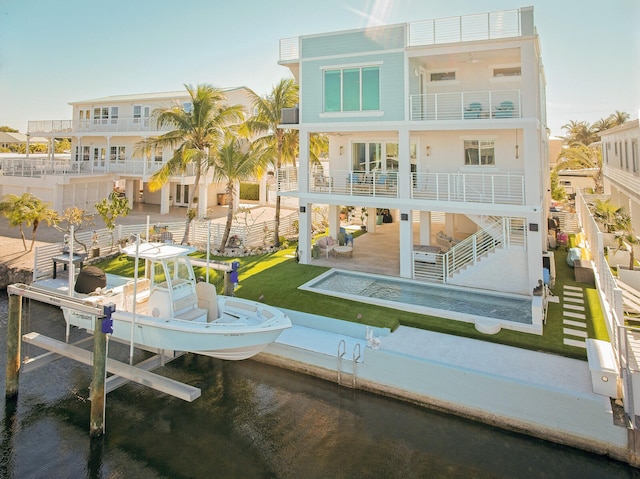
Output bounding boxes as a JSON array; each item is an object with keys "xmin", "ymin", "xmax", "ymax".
[
  {"xmin": 29, "ymin": 118, "xmax": 173, "ymax": 135},
  {"xmin": 279, "ymin": 8, "xmax": 524, "ymax": 62},
  {"xmin": 27, "ymin": 120, "xmax": 73, "ymax": 135},
  {"xmin": 409, "ymin": 90, "xmax": 521, "ymax": 122}
]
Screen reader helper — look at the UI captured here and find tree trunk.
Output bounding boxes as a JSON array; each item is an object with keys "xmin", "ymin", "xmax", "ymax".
[
  {"xmin": 181, "ymin": 164, "xmax": 203, "ymax": 244},
  {"xmin": 219, "ymin": 184, "xmax": 235, "ymax": 253}
]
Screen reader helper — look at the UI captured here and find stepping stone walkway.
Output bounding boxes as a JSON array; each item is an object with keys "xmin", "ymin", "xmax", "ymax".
[{"xmin": 562, "ymin": 285, "xmax": 587, "ymax": 348}]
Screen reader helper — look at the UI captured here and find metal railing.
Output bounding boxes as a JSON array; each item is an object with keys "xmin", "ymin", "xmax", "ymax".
[
  {"xmin": 309, "ymin": 170, "xmax": 399, "ymax": 198},
  {"xmin": 278, "ymin": 168, "xmax": 525, "ymax": 206},
  {"xmin": 28, "ymin": 117, "xmax": 174, "ymax": 135},
  {"xmin": 27, "ymin": 120, "xmax": 73, "ymax": 134},
  {"xmin": 408, "ymin": 9, "xmax": 521, "ymax": 46},
  {"xmin": 279, "ymin": 8, "xmax": 523, "ymax": 62},
  {"xmin": 0, "ymin": 157, "xmax": 196, "ymax": 178},
  {"xmin": 412, "ymin": 172, "xmax": 525, "ymax": 205},
  {"xmin": 409, "ymin": 90, "xmax": 521, "ymax": 121},
  {"xmin": 413, "ymin": 217, "xmax": 525, "ymax": 282}
]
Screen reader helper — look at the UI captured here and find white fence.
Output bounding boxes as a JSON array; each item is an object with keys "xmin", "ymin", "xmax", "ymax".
[{"xmin": 33, "ymin": 212, "xmax": 300, "ymax": 281}]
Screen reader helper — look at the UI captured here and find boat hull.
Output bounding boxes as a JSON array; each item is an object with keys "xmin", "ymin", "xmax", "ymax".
[{"xmin": 63, "ymin": 299, "xmax": 290, "ymax": 361}]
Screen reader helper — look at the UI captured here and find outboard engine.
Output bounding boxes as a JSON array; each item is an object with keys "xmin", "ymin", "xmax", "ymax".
[{"xmin": 74, "ymin": 266, "xmax": 107, "ymax": 294}]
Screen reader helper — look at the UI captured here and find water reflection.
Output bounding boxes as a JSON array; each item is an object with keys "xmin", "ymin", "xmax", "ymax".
[{"xmin": 0, "ymin": 292, "xmax": 638, "ymax": 478}]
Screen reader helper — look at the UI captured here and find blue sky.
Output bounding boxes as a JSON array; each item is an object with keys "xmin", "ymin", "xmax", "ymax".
[{"xmin": 1, "ymin": 0, "xmax": 638, "ymax": 136}]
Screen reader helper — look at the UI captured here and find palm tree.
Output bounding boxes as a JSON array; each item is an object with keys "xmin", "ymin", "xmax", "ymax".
[
  {"xmin": 210, "ymin": 135, "xmax": 268, "ymax": 252},
  {"xmin": 555, "ymin": 144, "xmax": 603, "ymax": 193},
  {"xmin": 615, "ymin": 213, "xmax": 640, "ymax": 271},
  {"xmin": 246, "ymin": 79, "xmax": 299, "ymax": 247},
  {"xmin": 590, "ymin": 198, "xmax": 623, "ymax": 233},
  {"xmin": 136, "ymin": 84, "xmax": 245, "ymax": 244},
  {"xmin": 0, "ymin": 193, "xmax": 57, "ymax": 251},
  {"xmin": 24, "ymin": 197, "xmax": 57, "ymax": 251},
  {"xmin": 561, "ymin": 119, "xmax": 598, "ymax": 146},
  {"xmin": 609, "ymin": 110, "xmax": 630, "ymax": 127}
]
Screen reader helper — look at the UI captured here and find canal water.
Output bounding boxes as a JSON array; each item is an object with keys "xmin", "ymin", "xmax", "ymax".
[{"xmin": 0, "ymin": 291, "xmax": 638, "ymax": 478}]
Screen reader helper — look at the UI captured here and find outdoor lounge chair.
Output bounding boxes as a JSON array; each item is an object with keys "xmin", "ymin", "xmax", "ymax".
[
  {"xmin": 464, "ymin": 102, "xmax": 482, "ymax": 119},
  {"xmin": 494, "ymin": 100, "xmax": 514, "ymax": 118},
  {"xmin": 339, "ymin": 227, "xmax": 354, "ymax": 246}
]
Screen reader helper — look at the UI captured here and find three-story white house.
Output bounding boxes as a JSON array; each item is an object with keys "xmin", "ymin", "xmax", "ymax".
[
  {"xmin": 20, "ymin": 87, "xmax": 253, "ymax": 215},
  {"xmin": 278, "ymin": 7, "xmax": 549, "ymax": 329}
]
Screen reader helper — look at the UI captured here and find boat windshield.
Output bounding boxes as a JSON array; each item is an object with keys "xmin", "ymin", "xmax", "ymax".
[{"xmin": 152, "ymin": 256, "xmax": 194, "ymax": 289}]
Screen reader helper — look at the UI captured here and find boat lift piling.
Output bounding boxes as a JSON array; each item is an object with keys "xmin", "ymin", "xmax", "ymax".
[
  {"xmin": 190, "ymin": 258, "xmax": 240, "ymax": 296},
  {"xmin": 5, "ymin": 283, "xmax": 201, "ymax": 436}
]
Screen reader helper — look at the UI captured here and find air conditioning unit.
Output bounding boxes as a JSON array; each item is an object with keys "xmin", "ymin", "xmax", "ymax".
[{"xmin": 281, "ymin": 107, "xmax": 299, "ymax": 124}]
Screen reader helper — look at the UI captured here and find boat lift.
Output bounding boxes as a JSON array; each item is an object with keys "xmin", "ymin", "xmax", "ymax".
[{"xmin": 5, "ymin": 282, "xmax": 201, "ymax": 437}]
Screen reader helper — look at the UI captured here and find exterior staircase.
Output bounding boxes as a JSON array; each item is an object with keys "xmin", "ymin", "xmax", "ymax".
[{"xmin": 413, "ymin": 216, "xmax": 526, "ymax": 283}]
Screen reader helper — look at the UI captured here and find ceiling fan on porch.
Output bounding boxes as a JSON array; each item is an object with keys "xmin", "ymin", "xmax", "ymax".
[{"xmin": 463, "ymin": 53, "xmax": 482, "ymax": 64}]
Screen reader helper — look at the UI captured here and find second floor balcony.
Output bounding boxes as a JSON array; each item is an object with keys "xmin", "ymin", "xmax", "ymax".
[
  {"xmin": 278, "ymin": 167, "xmax": 525, "ymax": 206},
  {"xmin": 410, "ymin": 90, "xmax": 521, "ymax": 122}
]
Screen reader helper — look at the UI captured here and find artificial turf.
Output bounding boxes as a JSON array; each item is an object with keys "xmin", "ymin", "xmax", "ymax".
[{"xmin": 95, "ymin": 242, "xmax": 606, "ymax": 361}]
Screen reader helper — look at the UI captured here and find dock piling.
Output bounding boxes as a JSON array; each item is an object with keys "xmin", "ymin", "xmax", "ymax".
[{"xmin": 5, "ymin": 294, "xmax": 22, "ymax": 399}]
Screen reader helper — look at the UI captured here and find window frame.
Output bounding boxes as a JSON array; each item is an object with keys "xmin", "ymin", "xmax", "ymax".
[
  {"xmin": 321, "ymin": 63, "xmax": 382, "ymax": 115},
  {"xmin": 463, "ymin": 139, "xmax": 495, "ymax": 166}
]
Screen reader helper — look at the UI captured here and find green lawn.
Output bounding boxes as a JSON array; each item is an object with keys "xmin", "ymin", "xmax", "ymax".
[{"xmin": 95, "ymin": 243, "xmax": 607, "ymax": 361}]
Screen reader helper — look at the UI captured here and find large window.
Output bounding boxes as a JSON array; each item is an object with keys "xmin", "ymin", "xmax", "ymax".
[
  {"xmin": 110, "ymin": 146, "xmax": 126, "ymax": 162},
  {"xmin": 324, "ymin": 66, "xmax": 380, "ymax": 113},
  {"xmin": 464, "ymin": 140, "xmax": 495, "ymax": 166}
]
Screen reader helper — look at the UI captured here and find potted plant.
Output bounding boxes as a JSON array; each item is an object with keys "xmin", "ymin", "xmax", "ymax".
[
  {"xmin": 360, "ymin": 207, "xmax": 368, "ymax": 230},
  {"xmin": 376, "ymin": 208, "xmax": 384, "ymax": 225}
]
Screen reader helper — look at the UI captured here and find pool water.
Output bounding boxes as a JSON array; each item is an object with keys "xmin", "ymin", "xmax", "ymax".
[{"xmin": 302, "ymin": 270, "xmax": 532, "ymax": 324}]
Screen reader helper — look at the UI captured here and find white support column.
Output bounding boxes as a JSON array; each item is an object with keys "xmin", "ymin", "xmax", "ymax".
[
  {"xmin": 160, "ymin": 184, "xmax": 170, "ymax": 215},
  {"xmin": 299, "ymin": 130, "xmax": 310, "ymax": 195},
  {"xmin": 259, "ymin": 173, "xmax": 268, "ymax": 205},
  {"xmin": 445, "ymin": 213, "xmax": 455, "ymax": 238},
  {"xmin": 125, "ymin": 180, "xmax": 136, "ymax": 206},
  {"xmin": 397, "ymin": 127, "xmax": 410, "ymax": 200},
  {"xmin": 106, "ymin": 137, "xmax": 111, "ymax": 173},
  {"xmin": 328, "ymin": 204, "xmax": 340, "ymax": 240},
  {"xmin": 298, "ymin": 203, "xmax": 311, "ymax": 264},
  {"xmin": 419, "ymin": 211, "xmax": 431, "ymax": 245},
  {"xmin": 399, "ymin": 210, "xmax": 413, "ymax": 278}
]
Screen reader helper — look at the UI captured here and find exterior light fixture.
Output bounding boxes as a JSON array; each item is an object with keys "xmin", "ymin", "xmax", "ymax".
[
  {"xmin": 339, "ymin": 146, "xmax": 344, "ymax": 155},
  {"xmin": 426, "ymin": 145, "xmax": 431, "ymax": 156}
]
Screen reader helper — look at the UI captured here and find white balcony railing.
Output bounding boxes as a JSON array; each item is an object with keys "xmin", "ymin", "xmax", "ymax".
[
  {"xmin": 28, "ymin": 118, "xmax": 174, "ymax": 135},
  {"xmin": 27, "ymin": 120, "xmax": 73, "ymax": 134},
  {"xmin": 277, "ymin": 167, "xmax": 525, "ymax": 206},
  {"xmin": 412, "ymin": 172, "xmax": 525, "ymax": 205},
  {"xmin": 409, "ymin": 90, "xmax": 521, "ymax": 121},
  {"xmin": 0, "ymin": 157, "xmax": 196, "ymax": 178},
  {"xmin": 310, "ymin": 170, "xmax": 399, "ymax": 197}
]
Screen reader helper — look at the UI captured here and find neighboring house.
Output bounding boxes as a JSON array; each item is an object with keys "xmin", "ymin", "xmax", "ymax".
[
  {"xmin": 7, "ymin": 88, "xmax": 253, "ymax": 214},
  {"xmin": 600, "ymin": 119, "xmax": 640, "ymax": 232},
  {"xmin": 0, "ymin": 131, "xmax": 49, "ymax": 150},
  {"xmin": 278, "ymin": 7, "xmax": 549, "ymax": 321}
]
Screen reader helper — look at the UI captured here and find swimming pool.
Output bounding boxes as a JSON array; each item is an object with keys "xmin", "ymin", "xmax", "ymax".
[{"xmin": 301, "ymin": 270, "xmax": 535, "ymax": 333}]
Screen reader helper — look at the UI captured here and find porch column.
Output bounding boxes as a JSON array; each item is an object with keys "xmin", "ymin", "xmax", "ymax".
[
  {"xmin": 399, "ymin": 210, "xmax": 413, "ymax": 278},
  {"xmin": 445, "ymin": 213, "xmax": 455, "ymax": 238},
  {"xmin": 299, "ymin": 130, "xmax": 310, "ymax": 195},
  {"xmin": 259, "ymin": 173, "xmax": 268, "ymax": 205},
  {"xmin": 105, "ymin": 137, "xmax": 111, "ymax": 173},
  {"xmin": 125, "ymin": 180, "xmax": 136, "ymax": 206},
  {"xmin": 419, "ymin": 211, "xmax": 432, "ymax": 245},
  {"xmin": 298, "ymin": 203, "xmax": 311, "ymax": 264},
  {"xmin": 397, "ymin": 127, "xmax": 411, "ymax": 200},
  {"xmin": 160, "ymin": 183, "xmax": 170, "ymax": 214},
  {"xmin": 328, "ymin": 204, "xmax": 340, "ymax": 241}
]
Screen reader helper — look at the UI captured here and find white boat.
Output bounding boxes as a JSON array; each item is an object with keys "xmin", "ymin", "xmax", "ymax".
[{"xmin": 60, "ymin": 242, "xmax": 291, "ymax": 360}]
